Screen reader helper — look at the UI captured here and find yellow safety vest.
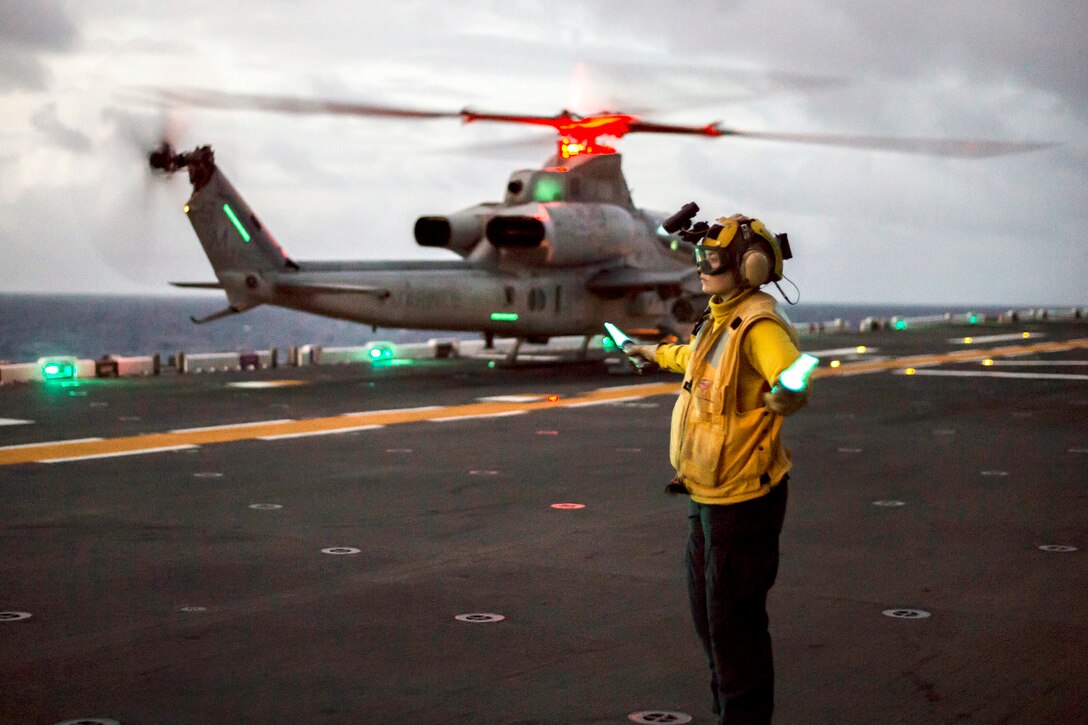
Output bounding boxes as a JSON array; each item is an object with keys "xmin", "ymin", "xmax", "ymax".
[{"xmin": 668, "ymin": 291, "xmax": 799, "ymax": 505}]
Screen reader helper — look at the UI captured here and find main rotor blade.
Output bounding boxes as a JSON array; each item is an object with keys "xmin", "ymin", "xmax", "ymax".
[
  {"xmin": 717, "ymin": 128, "xmax": 1055, "ymax": 158},
  {"xmin": 132, "ymin": 87, "xmax": 1054, "ymax": 158},
  {"xmin": 136, "ymin": 87, "xmax": 464, "ymax": 120}
]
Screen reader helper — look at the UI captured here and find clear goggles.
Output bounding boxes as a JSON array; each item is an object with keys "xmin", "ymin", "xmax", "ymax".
[{"xmin": 693, "ymin": 245, "xmax": 731, "ymax": 276}]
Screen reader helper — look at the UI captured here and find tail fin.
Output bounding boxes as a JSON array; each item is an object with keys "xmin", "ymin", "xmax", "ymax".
[{"xmin": 184, "ymin": 164, "xmax": 297, "ymax": 276}]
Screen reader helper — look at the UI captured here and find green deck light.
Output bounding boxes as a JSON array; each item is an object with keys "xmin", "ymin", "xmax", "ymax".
[
  {"xmin": 366, "ymin": 343, "xmax": 395, "ymax": 361},
  {"xmin": 490, "ymin": 312, "xmax": 519, "ymax": 322},
  {"xmin": 38, "ymin": 356, "xmax": 77, "ymax": 380},
  {"xmin": 222, "ymin": 203, "xmax": 251, "ymax": 242},
  {"xmin": 369, "ymin": 341, "xmax": 396, "ymax": 359}
]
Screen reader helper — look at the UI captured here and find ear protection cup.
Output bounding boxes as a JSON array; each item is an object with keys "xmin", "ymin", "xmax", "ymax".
[
  {"xmin": 696, "ymin": 214, "xmax": 787, "ymax": 286},
  {"xmin": 738, "ymin": 246, "xmax": 772, "ymax": 287}
]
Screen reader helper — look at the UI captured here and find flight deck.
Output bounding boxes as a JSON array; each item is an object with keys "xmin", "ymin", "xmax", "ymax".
[{"xmin": 1, "ymin": 320, "xmax": 1086, "ymax": 724}]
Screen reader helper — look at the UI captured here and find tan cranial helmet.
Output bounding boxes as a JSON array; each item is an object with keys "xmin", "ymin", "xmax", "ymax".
[{"xmin": 693, "ymin": 214, "xmax": 788, "ymax": 287}]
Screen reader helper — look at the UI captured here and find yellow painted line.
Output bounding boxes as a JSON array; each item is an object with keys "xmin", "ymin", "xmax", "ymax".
[
  {"xmin": 0, "ymin": 382, "xmax": 678, "ymax": 465},
  {"xmin": 813, "ymin": 338, "xmax": 1088, "ymax": 380},
  {"xmin": 3, "ymin": 338, "xmax": 1084, "ymax": 466}
]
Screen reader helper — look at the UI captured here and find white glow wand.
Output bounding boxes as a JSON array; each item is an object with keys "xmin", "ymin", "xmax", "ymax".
[{"xmin": 604, "ymin": 322, "xmax": 649, "ymax": 372}]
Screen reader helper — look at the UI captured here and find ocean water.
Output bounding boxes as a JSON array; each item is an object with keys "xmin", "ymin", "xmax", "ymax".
[{"xmin": 0, "ymin": 293, "xmax": 1009, "ymax": 364}]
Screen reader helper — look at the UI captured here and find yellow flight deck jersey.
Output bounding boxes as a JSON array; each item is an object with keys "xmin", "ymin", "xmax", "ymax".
[{"xmin": 654, "ymin": 289, "xmax": 803, "ymax": 505}]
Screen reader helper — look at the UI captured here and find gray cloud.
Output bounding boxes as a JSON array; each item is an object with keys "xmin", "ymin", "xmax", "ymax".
[
  {"xmin": 0, "ymin": 47, "xmax": 49, "ymax": 90},
  {"xmin": 596, "ymin": 1, "xmax": 1088, "ymax": 124},
  {"xmin": 0, "ymin": 0, "xmax": 78, "ymax": 90},
  {"xmin": 31, "ymin": 103, "xmax": 93, "ymax": 152},
  {"xmin": 0, "ymin": 0, "xmax": 77, "ymax": 49}
]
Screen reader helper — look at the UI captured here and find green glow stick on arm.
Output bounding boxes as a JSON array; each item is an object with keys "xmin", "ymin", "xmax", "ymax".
[{"xmin": 774, "ymin": 353, "xmax": 819, "ymax": 393}]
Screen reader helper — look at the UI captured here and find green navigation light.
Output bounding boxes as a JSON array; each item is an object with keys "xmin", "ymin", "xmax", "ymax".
[
  {"xmin": 533, "ymin": 176, "xmax": 564, "ymax": 202},
  {"xmin": 490, "ymin": 312, "xmax": 519, "ymax": 322},
  {"xmin": 777, "ymin": 353, "xmax": 819, "ymax": 392},
  {"xmin": 222, "ymin": 203, "xmax": 251, "ymax": 243},
  {"xmin": 895, "ymin": 319, "xmax": 907, "ymax": 330},
  {"xmin": 968, "ymin": 314, "xmax": 978, "ymax": 324}
]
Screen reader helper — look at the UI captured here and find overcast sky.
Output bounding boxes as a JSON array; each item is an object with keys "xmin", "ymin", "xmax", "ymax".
[{"xmin": 1, "ymin": 0, "xmax": 1085, "ymax": 306}]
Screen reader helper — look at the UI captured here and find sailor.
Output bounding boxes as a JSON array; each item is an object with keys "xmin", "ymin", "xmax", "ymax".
[{"xmin": 628, "ymin": 213, "xmax": 814, "ymax": 724}]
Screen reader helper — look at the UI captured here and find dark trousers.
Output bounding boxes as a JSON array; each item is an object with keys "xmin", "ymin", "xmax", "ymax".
[{"xmin": 686, "ymin": 478, "xmax": 788, "ymax": 725}]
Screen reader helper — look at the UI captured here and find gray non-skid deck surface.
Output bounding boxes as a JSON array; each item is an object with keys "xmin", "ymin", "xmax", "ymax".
[{"xmin": 1, "ymin": 322, "xmax": 1085, "ymax": 723}]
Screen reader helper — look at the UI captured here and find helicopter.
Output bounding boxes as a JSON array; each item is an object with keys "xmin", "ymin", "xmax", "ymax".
[{"xmin": 144, "ymin": 88, "xmax": 1050, "ymax": 362}]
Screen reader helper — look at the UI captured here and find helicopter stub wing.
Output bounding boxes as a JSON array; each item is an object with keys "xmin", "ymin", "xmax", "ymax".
[
  {"xmin": 587, "ymin": 266, "xmax": 697, "ymax": 292},
  {"xmin": 171, "ymin": 281, "xmax": 223, "ymax": 289},
  {"xmin": 274, "ymin": 278, "xmax": 392, "ymax": 298},
  {"xmin": 172, "ymin": 279, "xmax": 391, "ymax": 297}
]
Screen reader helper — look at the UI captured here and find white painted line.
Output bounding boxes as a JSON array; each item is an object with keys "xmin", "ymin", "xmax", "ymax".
[
  {"xmin": 0, "ymin": 418, "xmax": 33, "ymax": 426},
  {"xmin": 226, "ymin": 380, "xmax": 306, "ymax": 389},
  {"xmin": 429, "ymin": 410, "xmax": 528, "ymax": 422},
  {"xmin": 0, "ymin": 437, "xmax": 104, "ymax": 451},
  {"xmin": 258, "ymin": 424, "xmax": 384, "ymax": 440},
  {"xmin": 341, "ymin": 405, "xmax": 444, "ymax": 416},
  {"xmin": 895, "ymin": 369, "xmax": 1088, "ymax": 381},
  {"xmin": 594, "ymin": 383, "xmax": 662, "ymax": 392},
  {"xmin": 950, "ymin": 332, "xmax": 1043, "ymax": 344},
  {"xmin": 42, "ymin": 444, "xmax": 200, "ymax": 463},
  {"xmin": 984, "ymin": 360, "xmax": 1088, "ymax": 366},
  {"xmin": 170, "ymin": 419, "xmax": 294, "ymax": 433},
  {"xmin": 477, "ymin": 395, "xmax": 546, "ymax": 403},
  {"xmin": 475, "ymin": 353, "xmax": 560, "ymax": 362},
  {"xmin": 565, "ymin": 396, "xmax": 644, "ymax": 408}
]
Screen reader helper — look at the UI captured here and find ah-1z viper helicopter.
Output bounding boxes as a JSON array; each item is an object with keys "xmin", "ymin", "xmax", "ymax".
[{"xmin": 147, "ymin": 88, "xmax": 1047, "ymax": 361}]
